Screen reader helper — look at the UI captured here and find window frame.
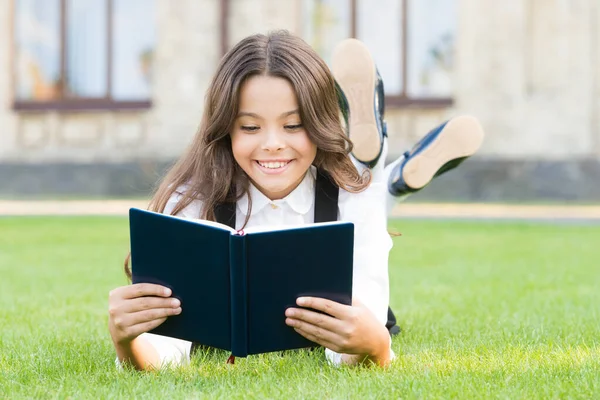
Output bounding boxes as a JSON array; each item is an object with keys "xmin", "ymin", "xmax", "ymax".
[{"xmin": 11, "ymin": 0, "xmax": 153, "ymax": 112}]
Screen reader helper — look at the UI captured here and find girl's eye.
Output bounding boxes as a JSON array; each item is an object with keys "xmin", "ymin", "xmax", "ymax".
[
  {"xmin": 285, "ymin": 124, "xmax": 303, "ymax": 131},
  {"xmin": 241, "ymin": 126, "xmax": 259, "ymax": 132}
]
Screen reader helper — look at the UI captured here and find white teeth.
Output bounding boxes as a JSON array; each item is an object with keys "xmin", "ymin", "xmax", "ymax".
[{"xmin": 258, "ymin": 161, "xmax": 288, "ymax": 169}]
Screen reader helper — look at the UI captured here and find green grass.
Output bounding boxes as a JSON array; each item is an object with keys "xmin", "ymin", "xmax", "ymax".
[{"xmin": 0, "ymin": 217, "xmax": 599, "ymax": 399}]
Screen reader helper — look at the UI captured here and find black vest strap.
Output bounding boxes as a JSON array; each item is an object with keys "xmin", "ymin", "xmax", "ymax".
[
  {"xmin": 214, "ymin": 199, "xmax": 236, "ymax": 229},
  {"xmin": 314, "ymin": 169, "xmax": 339, "ymax": 223}
]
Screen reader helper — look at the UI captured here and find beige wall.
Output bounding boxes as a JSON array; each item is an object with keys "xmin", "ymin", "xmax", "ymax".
[
  {"xmin": 228, "ymin": 0, "xmax": 300, "ymax": 46},
  {"xmin": 456, "ymin": 0, "xmax": 600, "ymax": 159},
  {"xmin": 150, "ymin": 0, "xmax": 221, "ymax": 160},
  {"xmin": 1, "ymin": 0, "xmax": 599, "ymax": 163}
]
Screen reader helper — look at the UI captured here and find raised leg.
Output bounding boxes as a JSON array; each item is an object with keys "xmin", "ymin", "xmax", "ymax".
[{"xmin": 387, "ymin": 116, "xmax": 485, "ymax": 198}]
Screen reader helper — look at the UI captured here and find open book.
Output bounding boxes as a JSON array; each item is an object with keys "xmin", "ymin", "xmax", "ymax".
[{"xmin": 129, "ymin": 208, "xmax": 354, "ymax": 357}]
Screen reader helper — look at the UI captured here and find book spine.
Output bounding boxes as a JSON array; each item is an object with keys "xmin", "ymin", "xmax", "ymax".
[{"xmin": 229, "ymin": 234, "xmax": 248, "ymax": 357}]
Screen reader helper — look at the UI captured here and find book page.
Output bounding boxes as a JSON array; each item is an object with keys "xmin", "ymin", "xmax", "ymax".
[
  {"xmin": 133, "ymin": 208, "xmax": 236, "ymax": 233},
  {"xmin": 186, "ymin": 217, "xmax": 236, "ymax": 233},
  {"xmin": 243, "ymin": 220, "xmax": 349, "ymax": 234}
]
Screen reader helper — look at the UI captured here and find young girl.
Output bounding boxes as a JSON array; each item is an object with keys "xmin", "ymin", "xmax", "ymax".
[
  {"xmin": 109, "ymin": 31, "xmax": 394, "ymax": 369},
  {"xmin": 108, "ymin": 31, "xmax": 484, "ymax": 371}
]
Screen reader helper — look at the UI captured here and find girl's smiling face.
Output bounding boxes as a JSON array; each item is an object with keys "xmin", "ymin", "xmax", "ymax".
[{"xmin": 231, "ymin": 75, "xmax": 317, "ymax": 200}]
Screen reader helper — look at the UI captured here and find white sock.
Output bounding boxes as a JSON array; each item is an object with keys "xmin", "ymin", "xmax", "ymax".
[{"xmin": 384, "ymin": 153, "xmax": 410, "ymax": 216}]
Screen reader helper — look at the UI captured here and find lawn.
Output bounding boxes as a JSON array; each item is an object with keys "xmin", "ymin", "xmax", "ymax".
[{"xmin": 0, "ymin": 217, "xmax": 598, "ymax": 399}]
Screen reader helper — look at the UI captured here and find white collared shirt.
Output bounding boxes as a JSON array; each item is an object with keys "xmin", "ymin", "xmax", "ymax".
[{"xmin": 137, "ymin": 165, "xmax": 393, "ymax": 366}]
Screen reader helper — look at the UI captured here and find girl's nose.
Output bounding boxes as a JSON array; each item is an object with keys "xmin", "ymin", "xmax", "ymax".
[{"xmin": 261, "ymin": 129, "xmax": 285, "ymax": 151}]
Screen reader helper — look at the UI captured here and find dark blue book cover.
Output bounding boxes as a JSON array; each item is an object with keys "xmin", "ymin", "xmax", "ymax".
[{"xmin": 129, "ymin": 208, "xmax": 353, "ymax": 357}]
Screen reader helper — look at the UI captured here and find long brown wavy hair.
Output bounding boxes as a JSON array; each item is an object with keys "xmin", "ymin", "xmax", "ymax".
[{"xmin": 124, "ymin": 31, "xmax": 370, "ymax": 279}]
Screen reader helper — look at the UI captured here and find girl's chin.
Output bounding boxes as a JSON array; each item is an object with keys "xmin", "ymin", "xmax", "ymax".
[
  {"xmin": 254, "ymin": 181, "xmax": 295, "ymax": 199},
  {"xmin": 250, "ymin": 175, "xmax": 305, "ymax": 200}
]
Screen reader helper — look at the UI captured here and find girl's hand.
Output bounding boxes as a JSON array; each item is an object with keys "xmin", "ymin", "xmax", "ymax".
[
  {"xmin": 285, "ymin": 297, "xmax": 391, "ymax": 366},
  {"xmin": 108, "ymin": 283, "xmax": 182, "ymax": 346}
]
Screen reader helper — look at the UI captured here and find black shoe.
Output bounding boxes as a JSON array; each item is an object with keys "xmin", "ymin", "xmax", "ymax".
[
  {"xmin": 388, "ymin": 116, "xmax": 485, "ymax": 196},
  {"xmin": 386, "ymin": 307, "xmax": 401, "ymax": 336},
  {"xmin": 332, "ymin": 39, "xmax": 386, "ymax": 169}
]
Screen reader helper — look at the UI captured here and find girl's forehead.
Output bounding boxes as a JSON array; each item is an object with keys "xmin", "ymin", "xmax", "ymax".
[{"xmin": 238, "ymin": 76, "xmax": 299, "ymax": 116}]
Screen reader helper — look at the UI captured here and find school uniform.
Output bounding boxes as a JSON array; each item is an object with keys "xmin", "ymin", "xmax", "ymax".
[{"xmin": 131, "ymin": 164, "xmax": 394, "ymax": 366}]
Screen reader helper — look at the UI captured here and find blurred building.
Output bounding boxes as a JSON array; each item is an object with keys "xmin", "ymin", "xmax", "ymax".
[{"xmin": 0, "ymin": 0, "xmax": 599, "ymax": 200}]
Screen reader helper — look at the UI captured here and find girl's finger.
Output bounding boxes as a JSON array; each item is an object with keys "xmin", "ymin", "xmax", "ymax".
[
  {"xmin": 285, "ymin": 307, "xmax": 344, "ymax": 333},
  {"xmin": 121, "ymin": 296, "xmax": 181, "ymax": 314},
  {"xmin": 295, "ymin": 297, "xmax": 348, "ymax": 319},
  {"xmin": 291, "ymin": 326, "xmax": 339, "ymax": 352},
  {"xmin": 128, "ymin": 307, "xmax": 182, "ymax": 326},
  {"xmin": 285, "ymin": 317, "xmax": 340, "ymax": 346},
  {"xmin": 121, "ymin": 283, "xmax": 172, "ymax": 299}
]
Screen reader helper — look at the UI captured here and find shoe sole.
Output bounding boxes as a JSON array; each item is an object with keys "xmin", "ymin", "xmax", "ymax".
[
  {"xmin": 402, "ymin": 116, "xmax": 485, "ymax": 190},
  {"xmin": 331, "ymin": 39, "xmax": 381, "ymax": 164}
]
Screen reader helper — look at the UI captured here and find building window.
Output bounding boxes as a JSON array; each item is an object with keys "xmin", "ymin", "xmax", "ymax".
[
  {"xmin": 302, "ymin": 0, "xmax": 456, "ymax": 107},
  {"xmin": 13, "ymin": 0, "xmax": 156, "ymax": 111}
]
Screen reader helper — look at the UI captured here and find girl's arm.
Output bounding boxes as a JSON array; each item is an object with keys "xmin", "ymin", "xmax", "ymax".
[
  {"xmin": 114, "ymin": 333, "xmax": 193, "ymax": 370},
  {"xmin": 109, "ymin": 284, "xmax": 189, "ymax": 370},
  {"xmin": 114, "ymin": 335, "xmax": 161, "ymax": 370}
]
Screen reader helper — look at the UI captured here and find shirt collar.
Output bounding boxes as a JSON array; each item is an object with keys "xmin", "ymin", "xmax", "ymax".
[{"xmin": 237, "ymin": 166, "xmax": 316, "ymax": 216}]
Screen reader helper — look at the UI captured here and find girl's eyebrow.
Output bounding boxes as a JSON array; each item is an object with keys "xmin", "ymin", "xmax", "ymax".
[
  {"xmin": 236, "ymin": 110, "xmax": 300, "ymax": 118},
  {"xmin": 279, "ymin": 109, "xmax": 300, "ymax": 118}
]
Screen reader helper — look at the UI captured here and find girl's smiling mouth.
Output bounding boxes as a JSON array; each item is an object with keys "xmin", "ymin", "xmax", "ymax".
[{"xmin": 255, "ymin": 159, "xmax": 293, "ymax": 173}]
